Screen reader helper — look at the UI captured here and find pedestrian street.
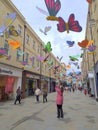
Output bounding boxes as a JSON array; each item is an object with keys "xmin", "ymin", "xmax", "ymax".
[{"xmin": 0, "ymin": 90, "xmax": 98, "ymax": 130}]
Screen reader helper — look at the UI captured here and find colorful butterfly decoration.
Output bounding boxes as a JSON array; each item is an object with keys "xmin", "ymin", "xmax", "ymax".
[
  {"xmin": 87, "ymin": 45, "xmax": 96, "ymax": 54},
  {"xmin": 65, "ymin": 65, "xmax": 71, "ymax": 69},
  {"xmin": 36, "ymin": 0, "xmax": 61, "ymax": 21},
  {"xmin": 80, "ymin": 53, "xmax": 84, "ymax": 58},
  {"xmin": 5, "ymin": 25, "xmax": 19, "ymax": 38},
  {"xmin": 86, "ymin": 0, "xmax": 92, "ymax": 4},
  {"xmin": 39, "ymin": 26, "xmax": 51, "ymax": 35},
  {"xmin": 57, "ymin": 13, "xmax": 82, "ymax": 33},
  {"xmin": 45, "ymin": 0, "xmax": 61, "ymax": 21},
  {"xmin": 35, "ymin": 54, "xmax": 49, "ymax": 62},
  {"xmin": 8, "ymin": 40, "xmax": 21, "ymax": 49},
  {"xmin": 78, "ymin": 39, "xmax": 94, "ymax": 49},
  {"xmin": 0, "ymin": 48, "xmax": 6, "ymax": 55},
  {"xmin": 29, "ymin": 56, "xmax": 35, "ymax": 66},
  {"xmin": 57, "ymin": 56, "xmax": 63, "ymax": 62},
  {"xmin": 66, "ymin": 41, "xmax": 75, "ymax": 47},
  {"xmin": 17, "ymin": 49, "xmax": 25, "ymax": 56},
  {"xmin": 36, "ymin": 6, "xmax": 48, "ymax": 15},
  {"xmin": 47, "ymin": 60, "xmax": 53, "ymax": 65},
  {"xmin": 69, "ymin": 56, "xmax": 79, "ymax": 61},
  {"xmin": 20, "ymin": 61, "xmax": 28, "ymax": 65},
  {"xmin": 6, "ymin": 55, "xmax": 11, "ymax": 60},
  {"xmin": 0, "ymin": 13, "xmax": 16, "ymax": 33},
  {"xmin": 43, "ymin": 41, "xmax": 52, "ymax": 53}
]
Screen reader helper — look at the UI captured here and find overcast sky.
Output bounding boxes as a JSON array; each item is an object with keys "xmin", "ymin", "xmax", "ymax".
[{"xmin": 11, "ymin": 0, "xmax": 88, "ymax": 73}]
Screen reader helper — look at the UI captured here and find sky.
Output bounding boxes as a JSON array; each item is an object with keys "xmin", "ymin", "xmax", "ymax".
[{"xmin": 11, "ymin": 0, "xmax": 88, "ymax": 73}]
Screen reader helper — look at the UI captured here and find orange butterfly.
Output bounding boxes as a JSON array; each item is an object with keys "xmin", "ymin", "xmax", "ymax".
[{"xmin": 8, "ymin": 40, "xmax": 20, "ymax": 49}]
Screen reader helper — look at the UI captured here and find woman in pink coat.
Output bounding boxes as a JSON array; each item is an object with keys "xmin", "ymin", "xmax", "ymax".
[{"xmin": 55, "ymin": 81, "xmax": 64, "ymax": 118}]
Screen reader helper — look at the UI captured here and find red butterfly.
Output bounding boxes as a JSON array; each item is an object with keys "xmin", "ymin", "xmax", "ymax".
[
  {"xmin": 57, "ymin": 14, "xmax": 82, "ymax": 33},
  {"xmin": 86, "ymin": 0, "xmax": 92, "ymax": 4}
]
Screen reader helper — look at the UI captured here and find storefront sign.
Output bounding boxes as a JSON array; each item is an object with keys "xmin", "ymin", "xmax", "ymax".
[
  {"xmin": 0, "ymin": 68, "xmax": 13, "ymax": 74},
  {"xmin": 88, "ymin": 72, "xmax": 94, "ymax": 78},
  {"xmin": 0, "ymin": 67, "xmax": 22, "ymax": 77},
  {"xmin": 26, "ymin": 74, "xmax": 40, "ymax": 79}
]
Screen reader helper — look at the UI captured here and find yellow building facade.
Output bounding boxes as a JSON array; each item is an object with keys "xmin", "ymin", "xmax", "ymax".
[
  {"xmin": 82, "ymin": 0, "xmax": 98, "ymax": 99},
  {"xmin": 0, "ymin": 0, "xmax": 66, "ymax": 101}
]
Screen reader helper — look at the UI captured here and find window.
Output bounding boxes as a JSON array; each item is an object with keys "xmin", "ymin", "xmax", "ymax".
[
  {"xmin": 25, "ymin": 34, "xmax": 29, "ymax": 44},
  {"xmin": 18, "ymin": 25, "xmax": 22, "ymax": 35},
  {"xmin": 38, "ymin": 45, "xmax": 40, "ymax": 53},
  {"xmin": 16, "ymin": 48, "xmax": 21, "ymax": 60},
  {"xmin": 32, "ymin": 56, "xmax": 35, "ymax": 66},
  {"xmin": 4, "ymin": 40, "xmax": 9, "ymax": 55},
  {"xmin": 25, "ymin": 52, "xmax": 29, "ymax": 63},
  {"xmin": 32, "ymin": 40, "xmax": 35, "ymax": 48}
]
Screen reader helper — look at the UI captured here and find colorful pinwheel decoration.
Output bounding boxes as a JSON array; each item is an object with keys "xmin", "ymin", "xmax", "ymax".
[
  {"xmin": 66, "ymin": 41, "xmax": 75, "ymax": 47},
  {"xmin": 57, "ymin": 13, "xmax": 82, "ymax": 33},
  {"xmin": 5, "ymin": 25, "xmax": 19, "ymax": 38},
  {"xmin": 39, "ymin": 26, "xmax": 51, "ymax": 35},
  {"xmin": 43, "ymin": 41, "xmax": 52, "ymax": 53},
  {"xmin": 87, "ymin": 45, "xmax": 96, "ymax": 54},
  {"xmin": 0, "ymin": 13, "xmax": 16, "ymax": 33},
  {"xmin": 36, "ymin": 0, "xmax": 61, "ymax": 21},
  {"xmin": 69, "ymin": 56, "xmax": 79, "ymax": 61}
]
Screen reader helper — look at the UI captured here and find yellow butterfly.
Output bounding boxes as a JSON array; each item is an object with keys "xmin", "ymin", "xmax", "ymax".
[{"xmin": 5, "ymin": 25, "xmax": 19, "ymax": 38}]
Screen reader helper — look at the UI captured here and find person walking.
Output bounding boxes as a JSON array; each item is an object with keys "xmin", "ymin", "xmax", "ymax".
[
  {"xmin": 14, "ymin": 86, "xmax": 22, "ymax": 105},
  {"xmin": 55, "ymin": 81, "xmax": 64, "ymax": 119},
  {"xmin": 42, "ymin": 85, "xmax": 48, "ymax": 103},
  {"xmin": 35, "ymin": 87, "xmax": 41, "ymax": 102}
]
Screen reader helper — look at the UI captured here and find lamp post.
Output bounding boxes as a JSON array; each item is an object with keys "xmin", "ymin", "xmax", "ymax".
[{"xmin": 23, "ymin": 24, "xmax": 26, "ymax": 62}]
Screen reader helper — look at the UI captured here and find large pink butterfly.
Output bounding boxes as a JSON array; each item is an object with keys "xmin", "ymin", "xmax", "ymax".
[
  {"xmin": 57, "ymin": 14, "xmax": 82, "ymax": 33},
  {"xmin": 36, "ymin": 0, "xmax": 61, "ymax": 21},
  {"xmin": 45, "ymin": 0, "xmax": 61, "ymax": 16}
]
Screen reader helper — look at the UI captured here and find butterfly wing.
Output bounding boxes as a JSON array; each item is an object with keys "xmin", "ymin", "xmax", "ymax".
[
  {"xmin": 44, "ymin": 0, "xmax": 61, "ymax": 16},
  {"xmin": 0, "ymin": 13, "xmax": 16, "ymax": 33},
  {"xmin": 36, "ymin": 56, "xmax": 45, "ymax": 61},
  {"xmin": 36, "ymin": 6, "xmax": 48, "ymax": 15},
  {"xmin": 44, "ymin": 26, "xmax": 51, "ymax": 33},
  {"xmin": 43, "ymin": 54, "xmax": 49, "ymax": 61},
  {"xmin": 66, "ymin": 41, "xmax": 74, "ymax": 47},
  {"xmin": 57, "ymin": 17, "xmax": 66, "ymax": 32},
  {"xmin": 88, "ymin": 45, "xmax": 96, "ymax": 51},
  {"xmin": 86, "ymin": 0, "xmax": 92, "ymax": 4},
  {"xmin": 39, "ymin": 28, "xmax": 47, "ymax": 35},
  {"xmin": 9, "ymin": 26, "xmax": 19, "ymax": 36},
  {"xmin": 68, "ymin": 14, "xmax": 82, "ymax": 32}
]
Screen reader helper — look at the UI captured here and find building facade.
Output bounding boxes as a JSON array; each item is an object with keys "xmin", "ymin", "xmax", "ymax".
[
  {"xmin": 0, "ymin": 0, "xmax": 66, "ymax": 101},
  {"xmin": 82, "ymin": 0, "xmax": 98, "ymax": 100}
]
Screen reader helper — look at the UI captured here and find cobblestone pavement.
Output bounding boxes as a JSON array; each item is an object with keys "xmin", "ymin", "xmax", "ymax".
[{"xmin": 0, "ymin": 90, "xmax": 98, "ymax": 130}]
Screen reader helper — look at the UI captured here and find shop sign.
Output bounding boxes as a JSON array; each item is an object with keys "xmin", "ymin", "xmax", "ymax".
[
  {"xmin": 88, "ymin": 72, "xmax": 94, "ymax": 78},
  {"xmin": 26, "ymin": 74, "xmax": 40, "ymax": 79},
  {"xmin": 0, "ymin": 67, "xmax": 22, "ymax": 77},
  {"xmin": 0, "ymin": 68, "xmax": 13, "ymax": 74}
]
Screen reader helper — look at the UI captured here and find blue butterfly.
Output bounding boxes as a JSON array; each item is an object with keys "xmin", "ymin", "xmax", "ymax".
[{"xmin": 66, "ymin": 41, "xmax": 75, "ymax": 47}]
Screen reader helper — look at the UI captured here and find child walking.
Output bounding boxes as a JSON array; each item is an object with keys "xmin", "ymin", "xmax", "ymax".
[{"xmin": 55, "ymin": 81, "xmax": 64, "ymax": 118}]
